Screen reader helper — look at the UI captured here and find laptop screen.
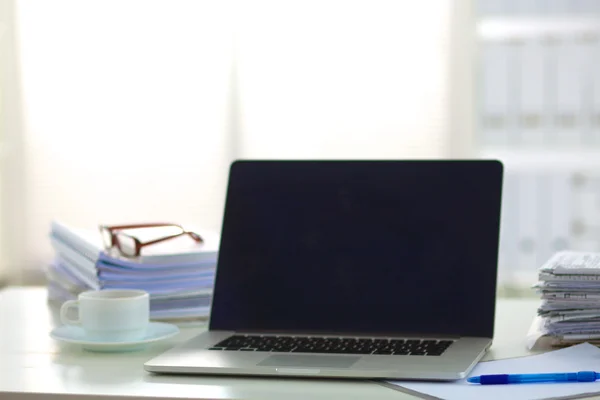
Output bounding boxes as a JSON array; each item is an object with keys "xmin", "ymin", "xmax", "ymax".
[{"xmin": 210, "ymin": 160, "xmax": 502, "ymax": 338}]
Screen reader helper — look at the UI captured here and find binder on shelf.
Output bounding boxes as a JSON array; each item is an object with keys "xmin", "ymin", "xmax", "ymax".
[
  {"xmin": 581, "ymin": 176, "xmax": 600, "ymax": 222},
  {"xmin": 501, "ymin": 0, "xmax": 520, "ymax": 15},
  {"xmin": 507, "ymin": 41, "xmax": 521, "ymax": 146},
  {"xmin": 545, "ymin": 0, "xmax": 569, "ymax": 14},
  {"xmin": 536, "ymin": 172, "xmax": 554, "ymax": 268},
  {"xmin": 571, "ymin": 173, "xmax": 600, "ymax": 239},
  {"xmin": 568, "ymin": 172, "xmax": 600, "ymax": 252},
  {"xmin": 518, "ymin": 39, "xmax": 546, "ymax": 147},
  {"xmin": 572, "ymin": 238, "xmax": 600, "ymax": 252},
  {"xmin": 477, "ymin": 0, "xmax": 508, "ymax": 16},
  {"xmin": 481, "ymin": 42, "xmax": 511, "ymax": 147},
  {"xmin": 547, "ymin": 173, "xmax": 572, "ymax": 263},
  {"xmin": 593, "ymin": 39, "xmax": 600, "ymax": 146},
  {"xmin": 579, "ymin": 37, "xmax": 595, "ymax": 146},
  {"xmin": 498, "ymin": 171, "xmax": 520, "ymax": 280},
  {"xmin": 578, "ymin": 0, "xmax": 600, "ymax": 14},
  {"xmin": 512, "ymin": 0, "xmax": 543, "ymax": 15},
  {"xmin": 554, "ymin": 38, "xmax": 585, "ymax": 146},
  {"xmin": 516, "ymin": 172, "xmax": 540, "ymax": 273},
  {"xmin": 543, "ymin": 37, "xmax": 559, "ymax": 147},
  {"xmin": 566, "ymin": 0, "xmax": 583, "ymax": 14}
]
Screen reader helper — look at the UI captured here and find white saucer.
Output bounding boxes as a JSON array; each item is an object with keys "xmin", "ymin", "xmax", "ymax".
[{"xmin": 50, "ymin": 322, "xmax": 180, "ymax": 352}]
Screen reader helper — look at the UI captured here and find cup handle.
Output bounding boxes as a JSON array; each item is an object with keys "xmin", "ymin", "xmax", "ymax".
[{"xmin": 60, "ymin": 300, "xmax": 80, "ymax": 326}]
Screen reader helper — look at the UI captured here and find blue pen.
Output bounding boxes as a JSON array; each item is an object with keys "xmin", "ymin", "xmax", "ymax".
[{"xmin": 467, "ymin": 371, "xmax": 600, "ymax": 385}]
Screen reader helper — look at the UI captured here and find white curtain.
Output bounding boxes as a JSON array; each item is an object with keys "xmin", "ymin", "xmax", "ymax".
[{"xmin": 0, "ymin": 0, "xmax": 463, "ymax": 282}]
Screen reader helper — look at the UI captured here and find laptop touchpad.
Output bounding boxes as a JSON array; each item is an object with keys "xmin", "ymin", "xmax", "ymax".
[{"xmin": 257, "ymin": 355, "xmax": 360, "ymax": 368}]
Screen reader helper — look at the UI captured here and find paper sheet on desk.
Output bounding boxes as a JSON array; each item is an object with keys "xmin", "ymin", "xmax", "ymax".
[{"xmin": 385, "ymin": 343, "xmax": 600, "ymax": 400}]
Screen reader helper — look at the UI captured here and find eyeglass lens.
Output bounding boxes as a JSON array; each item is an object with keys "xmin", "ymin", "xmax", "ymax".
[{"xmin": 115, "ymin": 233, "xmax": 138, "ymax": 257}]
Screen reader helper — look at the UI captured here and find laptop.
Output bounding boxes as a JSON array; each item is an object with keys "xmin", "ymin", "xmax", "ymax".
[{"xmin": 145, "ymin": 160, "xmax": 503, "ymax": 380}]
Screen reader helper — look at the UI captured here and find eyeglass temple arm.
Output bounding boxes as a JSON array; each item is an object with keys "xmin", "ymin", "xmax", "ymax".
[
  {"xmin": 141, "ymin": 231, "xmax": 204, "ymax": 247},
  {"xmin": 100, "ymin": 223, "xmax": 184, "ymax": 231}
]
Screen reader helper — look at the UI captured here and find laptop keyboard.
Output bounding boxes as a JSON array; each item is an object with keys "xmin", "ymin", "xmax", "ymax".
[{"xmin": 209, "ymin": 335, "xmax": 454, "ymax": 356}]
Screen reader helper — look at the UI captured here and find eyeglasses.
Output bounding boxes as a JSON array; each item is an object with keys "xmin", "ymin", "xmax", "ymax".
[{"xmin": 99, "ymin": 223, "xmax": 203, "ymax": 257}]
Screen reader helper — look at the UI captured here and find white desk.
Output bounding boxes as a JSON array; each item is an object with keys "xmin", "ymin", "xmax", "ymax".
[{"xmin": 0, "ymin": 286, "xmax": 584, "ymax": 400}]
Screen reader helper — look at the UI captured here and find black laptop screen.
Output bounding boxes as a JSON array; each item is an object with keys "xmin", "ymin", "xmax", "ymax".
[{"xmin": 210, "ymin": 160, "xmax": 502, "ymax": 338}]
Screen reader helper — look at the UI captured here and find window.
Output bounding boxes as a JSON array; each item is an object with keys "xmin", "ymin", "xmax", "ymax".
[{"xmin": 1, "ymin": 0, "xmax": 465, "ymax": 283}]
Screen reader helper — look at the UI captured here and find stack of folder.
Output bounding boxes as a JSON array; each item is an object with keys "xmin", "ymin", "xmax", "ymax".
[
  {"xmin": 531, "ymin": 251, "xmax": 600, "ymax": 346},
  {"xmin": 46, "ymin": 220, "xmax": 219, "ymax": 324}
]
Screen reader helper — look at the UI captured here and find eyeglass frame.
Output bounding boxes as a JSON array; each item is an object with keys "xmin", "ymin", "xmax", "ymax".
[{"xmin": 99, "ymin": 223, "xmax": 203, "ymax": 257}]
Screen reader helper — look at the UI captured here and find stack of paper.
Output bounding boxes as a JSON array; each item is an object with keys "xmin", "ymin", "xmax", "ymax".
[
  {"xmin": 46, "ymin": 220, "xmax": 219, "ymax": 324},
  {"xmin": 532, "ymin": 251, "xmax": 600, "ymax": 346}
]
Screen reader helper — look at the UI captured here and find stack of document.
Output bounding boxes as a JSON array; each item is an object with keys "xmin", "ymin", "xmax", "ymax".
[
  {"xmin": 46, "ymin": 220, "xmax": 219, "ymax": 324},
  {"xmin": 532, "ymin": 251, "xmax": 600, "ymax": 346}
]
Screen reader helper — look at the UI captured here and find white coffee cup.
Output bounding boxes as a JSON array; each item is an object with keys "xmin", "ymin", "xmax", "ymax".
[{"xmin": 60, "ymin": 289, "xmax": 150, "ymax": 342}]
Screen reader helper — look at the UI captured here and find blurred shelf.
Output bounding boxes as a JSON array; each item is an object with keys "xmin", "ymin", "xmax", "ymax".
[
  {"xmin": 478, "ymin": 147, "xmax": 600, "ymax": 171},
  {"xmin": 478, "ymin": 16, "xmax": 600, "ymax": 41},
  {"xmin": 497, "ymin": 270, "xmax": 538, "ymax": 291}
]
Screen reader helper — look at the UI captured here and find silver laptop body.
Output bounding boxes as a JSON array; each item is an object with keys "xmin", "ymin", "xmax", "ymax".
[{"xmin": 145, "ymin": 160, "xmax": 503, "ymax": 380}]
